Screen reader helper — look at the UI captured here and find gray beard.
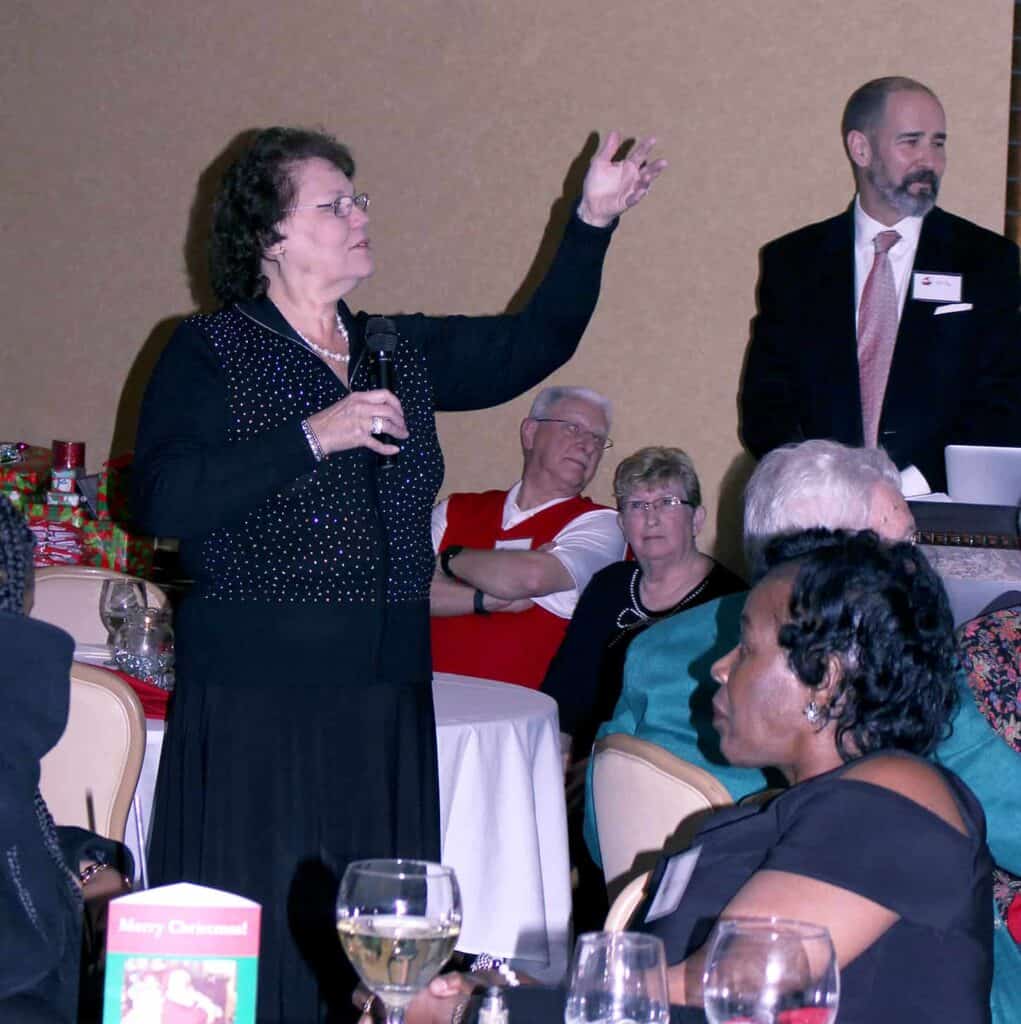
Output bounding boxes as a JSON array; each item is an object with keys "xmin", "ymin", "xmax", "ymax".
[{"xmin": 866, "ymin": 164, "xmax": 939, "ymax": 218}]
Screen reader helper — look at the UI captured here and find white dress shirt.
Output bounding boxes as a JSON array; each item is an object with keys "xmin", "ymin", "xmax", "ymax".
[{"xmin": 431, "ymin": 481, "xmax": 625, "ymax": 618}]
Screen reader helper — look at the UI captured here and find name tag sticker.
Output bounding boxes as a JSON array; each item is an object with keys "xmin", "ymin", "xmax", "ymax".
[
  {"xmin": 912, "ymin": 272, "xmax": 962, "ymax": 303},
  {"xmin": 645, "ymin": 846, "xmax": 702, "ymax": 923},
  {"xmin": 494, "ymin": 538, "xmax": 532, "ymax": 551}
]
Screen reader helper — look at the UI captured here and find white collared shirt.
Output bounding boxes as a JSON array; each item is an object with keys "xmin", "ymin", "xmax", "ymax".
[
  {"xmin": 853, "ymin": 195, "xmax": 925, "ymax": 330},
  {"xmin": 431, "ymin": 481, "xmax": 625, "ymax": 618}
]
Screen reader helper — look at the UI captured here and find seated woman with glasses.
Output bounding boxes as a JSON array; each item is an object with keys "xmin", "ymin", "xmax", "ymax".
[{"xmin": 543, "ymin": 446, "xmax": 743, "ymax": 761}]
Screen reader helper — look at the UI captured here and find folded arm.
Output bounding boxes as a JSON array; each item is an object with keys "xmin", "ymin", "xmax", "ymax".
[{"xmin": 436, "ymin": 547, "xmax": 574, "ymax": 602}]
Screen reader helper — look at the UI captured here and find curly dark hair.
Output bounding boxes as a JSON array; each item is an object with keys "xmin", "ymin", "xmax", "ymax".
[
  {"xmin": 208, "ymin": 127, "xmax": 355, "ymax": 304},
  {"xmin": 763, "ymin": 528, "xmax": 959, "ymax": 760}
]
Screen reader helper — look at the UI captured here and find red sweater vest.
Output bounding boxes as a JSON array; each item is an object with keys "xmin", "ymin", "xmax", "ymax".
[{"xmin": 431, "ymin": 489, "xmax": 606, "ymax": 688}]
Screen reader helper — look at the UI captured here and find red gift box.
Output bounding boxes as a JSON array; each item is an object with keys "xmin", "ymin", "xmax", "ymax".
[
  {"xmin": 25, "ymin": 501, "xmax": 88, "ymax": 566},
  {"xmin": 81, "ymin": 521, "xmax": 154, "ymax": 576},
  {"xmin": 96, "ymin": 452, "xmax": 134, "ymax": 522}
]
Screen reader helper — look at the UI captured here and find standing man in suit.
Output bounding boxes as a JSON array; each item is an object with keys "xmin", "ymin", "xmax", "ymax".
[{"xmin": 740, "ymin": 76, "xmax": 1021, "ymax": 493}]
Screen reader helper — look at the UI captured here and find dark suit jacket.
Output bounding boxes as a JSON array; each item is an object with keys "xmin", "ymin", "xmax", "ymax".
[{"xmin": 740, "ymin": 205, "xmax": 1021, "ymax": 491}]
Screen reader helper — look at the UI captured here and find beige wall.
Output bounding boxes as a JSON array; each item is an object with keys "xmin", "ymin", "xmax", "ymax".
[{"xmin": 1, "ymin": 1, "xmax": 1013, "ymax": 567}]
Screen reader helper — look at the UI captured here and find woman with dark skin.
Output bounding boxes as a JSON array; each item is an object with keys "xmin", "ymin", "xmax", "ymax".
[
  {"xmin": 134, "ymin": 126, "xmax": 664, "ymax": 1022},
  {"xmin": 654, "ymin": 531, "xmax": 990, "ymax": 1021},
  {"xmin": 417, "ymin": 531, "xmax": 993, "ymax": 1024}
]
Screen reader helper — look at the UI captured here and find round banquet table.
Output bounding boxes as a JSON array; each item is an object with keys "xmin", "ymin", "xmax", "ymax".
[
  {"xmin": 124, "ymin": 671, "xmax": 572, "ymax": 978},
  {"xmin": 433, "ymin": 672, "xmax": 572, "ymax": 977}
]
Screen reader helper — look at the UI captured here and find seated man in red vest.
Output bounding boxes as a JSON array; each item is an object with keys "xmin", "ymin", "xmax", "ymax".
[{"xmin": 431, "ymin": 386, "xmax": 624, "ymax": 688}]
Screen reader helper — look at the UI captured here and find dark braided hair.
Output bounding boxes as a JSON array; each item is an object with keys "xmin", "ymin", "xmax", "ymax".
[
  {"xmin": 0, "ymin": 494, "xmax": 34, "ymax": 613},
  {"xmin": 763, "ymin": 529, "xmax": 959, "ymax": 760},
  {"xmin": 209, "ymin": 126, "xmax": 356, "ymax": 304}
]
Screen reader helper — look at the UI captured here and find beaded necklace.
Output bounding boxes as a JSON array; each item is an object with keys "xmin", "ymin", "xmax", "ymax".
[
  {"xmin": 614, "ymin": 565, "xmax": 711, "ymax": 632},
  {"xmin": 295, "ymin": 312, "xmax": 351, "ymax": 363}
]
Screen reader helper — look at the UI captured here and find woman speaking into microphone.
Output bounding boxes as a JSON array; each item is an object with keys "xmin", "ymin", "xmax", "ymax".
[{"xmin": 133, "ymin": 125, "xmax": 664, "ymax": 1022}]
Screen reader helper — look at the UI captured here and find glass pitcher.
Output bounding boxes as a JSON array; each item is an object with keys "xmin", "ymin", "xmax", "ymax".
[{"xmin": 113, "ymin": 605, "xmax": 175, "ymax": 691}]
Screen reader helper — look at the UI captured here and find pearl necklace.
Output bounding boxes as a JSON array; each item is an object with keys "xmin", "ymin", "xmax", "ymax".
[
  {"xmin": 295, "ymin": 312, "xmax": 351, "ymax": 363},
  {"xmin": 614, "ymin": 565, "xmax": 711, "ymax": 631}
]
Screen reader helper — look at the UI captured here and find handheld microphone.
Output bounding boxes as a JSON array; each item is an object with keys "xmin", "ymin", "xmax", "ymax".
[{"xmin": 365, "ymin": 316, "xmax": 399, "ymax": 469}]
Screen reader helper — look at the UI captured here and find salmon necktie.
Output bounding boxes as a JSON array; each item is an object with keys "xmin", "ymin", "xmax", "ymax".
[{"xmin": 857, "ymin": 229, "xmax": 901, "ymax": 448}]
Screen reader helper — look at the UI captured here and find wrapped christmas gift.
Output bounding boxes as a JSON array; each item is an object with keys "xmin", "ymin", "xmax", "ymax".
[
  {"xmin": 24, "ymin": 501, "xmax": 88, "ymax": 566},
  {"xmin": 82, "ymin": 520, "xmax": 155, "ymax": 576},
  {"xmin": 96, "ymin": 452, "xmax": 135, "ymax": 522}
]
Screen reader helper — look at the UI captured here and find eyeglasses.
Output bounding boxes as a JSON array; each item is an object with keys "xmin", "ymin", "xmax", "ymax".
[
  {"xmin": 289, "ymin": 193, "xmax": 371, "ymax": 218},
  {"xmin": 621, "ymin": 495, "xmax": 695, "ymax": 515},
  {"xmin": 531, "ymin": 418, "xmax": 613, "ymax": 450}
]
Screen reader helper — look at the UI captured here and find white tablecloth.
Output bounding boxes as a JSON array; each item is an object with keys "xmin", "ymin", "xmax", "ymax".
[
  {"xmin": 433, "ymin": 673, "xmax": 571, "ymax": 975},
  {"xmin": 920, "ymin": 545, "xmax": 1021, "ymax": 626},
  {"xmin": 126, "ymin": 673, "xmax": 571, "ymax": 975}
]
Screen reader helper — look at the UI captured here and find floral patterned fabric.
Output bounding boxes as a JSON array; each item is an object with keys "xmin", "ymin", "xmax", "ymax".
[
  {"xmin": 994, "ymin": 867, "xmax": 1021, "ymax": 930},
  {"xmin": 958, "ymin": 607, "xmax": 1021, "ymax": 754},
  {"xmin": 959, "ymin": 606, "xmax": 1021, "ymax": 938}
]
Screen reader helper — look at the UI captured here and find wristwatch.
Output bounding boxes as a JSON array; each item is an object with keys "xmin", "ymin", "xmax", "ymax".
[{"xmin": 440, "ymin": 544, "xmax": 465, "ymax": 580}]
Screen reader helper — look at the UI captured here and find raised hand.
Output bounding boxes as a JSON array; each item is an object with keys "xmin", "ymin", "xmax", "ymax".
[{"xmin": 577, "ymin": 131, "xmax": 666, "ymax": 228}]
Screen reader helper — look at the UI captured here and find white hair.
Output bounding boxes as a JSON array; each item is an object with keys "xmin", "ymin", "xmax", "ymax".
[
  {"xmin": 743, "ymin": 440, "xmax": 901, "ymax": 574},
  {"xmin": 528, "ymin": 386, "xmax": 613, "ymax": 429}
]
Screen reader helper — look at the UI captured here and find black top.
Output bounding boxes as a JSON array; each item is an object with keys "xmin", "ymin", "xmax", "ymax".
[
  {"xmin": 134, "ymin": 211, "xmax": 615, "ymax": 609},
  {"xmin": 635, "ymin": 754, "xmax": 993, "ymax": 1024},
  {"xmin": 0, "ymin": 611, "xmax": 81, "ymax": 1021},
  {"xmin": 543, "ymin": 560, "xmax": 744, "ymax": 757}
]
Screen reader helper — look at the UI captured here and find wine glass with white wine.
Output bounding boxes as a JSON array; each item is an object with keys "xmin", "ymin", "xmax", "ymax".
[{"xmin": 337, "ymin": 859, "xmax": 461, "ymax": 1024}]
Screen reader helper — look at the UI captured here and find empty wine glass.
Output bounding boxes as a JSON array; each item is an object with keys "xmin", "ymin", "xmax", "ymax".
[
  {"xmin": 565, "ymin": 932, "xmax": 670, "ymax": 1024},
  {"xmin": 98, "ymin": 578, "xmax": 147, "ymax": 645},
  {"xmin": 336, "ymin": 859, "xmax": 461, "ymax": 1024},
  {"xmin": 702, "ymin": 917, "xmax": 839, "ymax": 1024}
]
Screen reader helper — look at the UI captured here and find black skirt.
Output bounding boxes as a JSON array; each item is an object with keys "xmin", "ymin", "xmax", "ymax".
[{"xmin": 149, "ymin": 597, "xmax": 440, "ymax": 1024}]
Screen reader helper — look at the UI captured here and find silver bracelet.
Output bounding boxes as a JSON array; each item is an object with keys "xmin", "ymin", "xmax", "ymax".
[
  {"xmin": 468, "ymin": 953, "xmax": 520, "ymax": 987},
  {"xmin": 300, "ymin": 418, "xmax": 325, "ymax": 462}
]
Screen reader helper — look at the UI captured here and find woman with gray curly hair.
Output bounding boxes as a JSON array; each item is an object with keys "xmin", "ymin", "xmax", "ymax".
[{"xmin": 543, "ymin": 446, "xmax": 743, "ymax": 760}]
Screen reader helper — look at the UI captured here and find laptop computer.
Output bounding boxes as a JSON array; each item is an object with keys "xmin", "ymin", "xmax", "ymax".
[{"xmin": 945, "ymin": 445, "xmax": 1021, "ymax": 506}]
